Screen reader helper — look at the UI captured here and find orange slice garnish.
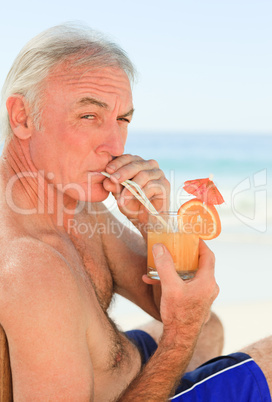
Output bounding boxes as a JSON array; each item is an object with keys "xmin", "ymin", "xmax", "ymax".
[{"xmin": 177, "ymin": 198, "xmax": 221, "ymax": 240}]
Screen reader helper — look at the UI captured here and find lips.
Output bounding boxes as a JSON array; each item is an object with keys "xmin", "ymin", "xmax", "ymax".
[
  {"xmin": 87, "ymin": 171, "xmax": 105, "ymax": 175},
  {"xmin": 87, "ymin": 171, "xmax": 107, "ymax": 184}
]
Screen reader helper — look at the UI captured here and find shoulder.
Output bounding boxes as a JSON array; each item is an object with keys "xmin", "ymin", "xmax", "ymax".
[
  {"xmin": 1, "ymin": 236, "xmax": 69, "ymax": 283},
  {"xmin": 0, "ymin": 237, "xmax": 93, "ymax": 398},
  {"xmin": 0, "ymin": 236, "xmax": 84, "ymax": 325}
]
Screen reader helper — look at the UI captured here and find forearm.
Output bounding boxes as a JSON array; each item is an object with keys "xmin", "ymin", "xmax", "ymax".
[
  {"xmin": 118, "ymin": 332, "xmax": 198, "ymax": 401},
  {"xmin": 150, "ymin": 283, "xmax": 162, "ymax": 316},
  {"xmin": 118, "ymin": 241, "xmax": 218, "ymax": 401}
]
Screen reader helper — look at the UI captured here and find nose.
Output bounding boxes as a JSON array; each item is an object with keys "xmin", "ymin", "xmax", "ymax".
[{"xmin": 95, "ymin": 120, "xmax": 126, "ymax": 157}]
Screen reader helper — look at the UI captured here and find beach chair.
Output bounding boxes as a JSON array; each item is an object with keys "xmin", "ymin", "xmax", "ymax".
[{"xmin": 0, "ymin": 324, "xmax": 13, "ymax": 401}]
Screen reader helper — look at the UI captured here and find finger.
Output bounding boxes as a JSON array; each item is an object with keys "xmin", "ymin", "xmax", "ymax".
[
  {"xmin": 152, "ymin": 244, "xmax": 180, "ymax": 288},
  {"xmin": 135, "ymin": 178, "xmax": 170, "ymax": 208},
  {"xmin": 142, "ymin": 274, "xmax": 161, "ymax": 285},
  {"xmin": 119, "ymin": 177, "xmax": 168, "ymax": 207},
  {"xmin": 106, "ymin": 157, "xmax": 160, "ymax": 184},
  {"xmin": 195, "ymin": 240, "xmax": 219, "ymax": 302},
  {"xmin": 102, "ymin": 177, "xmax": 123, "ymax": 196},
  {"xmin": 129, "ymin": 168, "xmax": 164, "ymax": 188},
  {"xmin": 196, "ymin": 240, "xmax": 215, "ymax": 277},
  {"xmin": 106, "ymin": 154, "xmax": 143, "ymax": 175}
]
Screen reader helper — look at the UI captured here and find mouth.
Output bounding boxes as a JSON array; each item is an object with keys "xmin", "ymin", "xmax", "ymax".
[
  {"xmin": 87, "ymin": 171, "xmax": 107, "ymax": 183},
  {"xmin": 88, "ymin": 170, "xmax": 105, "ymax": 175}
]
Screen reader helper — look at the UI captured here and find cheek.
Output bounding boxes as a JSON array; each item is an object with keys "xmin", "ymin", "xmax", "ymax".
[
  {"xmin": 122, "ymin": 129, "xmax": 128, "ymax": 145},
  {"xmin": 118, "ymin": 126, "xmax": 128, "ymax": 146},
  {"xmin": 29, "ymin": 134, "xmax": 52, "ymax": 169},
  {"xmin": 59, "ymin": 121, "xmax": 97, "ymax": 150}
]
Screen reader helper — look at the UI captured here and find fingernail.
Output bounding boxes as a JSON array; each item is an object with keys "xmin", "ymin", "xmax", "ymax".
[
  {"xmin": 152, "ymin": 244, "xmax": 164, "ymax": 258},
  {"xmin": 111, "ymin": 172, "xmax": 120, "ymax": 181},
  {"xmin": 107, "ymin": 164, "xmax": 116, "ymax": 172}
]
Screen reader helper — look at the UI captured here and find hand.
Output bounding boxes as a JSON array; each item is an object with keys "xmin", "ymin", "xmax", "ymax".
[
  {"xmin": 143, "ymin": 240, "xmax": 219, "ymax": 345},
  {"xmin": 102, "ymin": 154, "xmax": 170, "ymax": 229}
]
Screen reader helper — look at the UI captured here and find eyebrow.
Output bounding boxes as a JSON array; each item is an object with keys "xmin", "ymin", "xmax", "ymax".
[
  {"xmin": 119, "ymin": 108, "xmax": 135, "ymax": 119},
  {"xmin": 77, "ymin": 97, "xmax": 109, "ymax": 109},
  {"xmin": 77, "ymin": 96, "xmax": 134, "ymax": 119}
]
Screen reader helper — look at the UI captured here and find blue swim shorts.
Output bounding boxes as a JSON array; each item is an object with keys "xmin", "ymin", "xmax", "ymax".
[{"xmin": 125, "ymin": 329, "xmax": 271, "ymax": 402}]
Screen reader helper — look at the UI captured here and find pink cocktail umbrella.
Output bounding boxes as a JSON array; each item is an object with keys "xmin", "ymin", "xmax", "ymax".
[{"xmin": 183, "ymin": 176, "xmax": 224, "ymax": 205}]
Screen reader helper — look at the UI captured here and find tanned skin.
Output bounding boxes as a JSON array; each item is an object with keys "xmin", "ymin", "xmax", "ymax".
[{"xmin": 0, "ymin": 64, "xmax": 220, "ymax": 401}]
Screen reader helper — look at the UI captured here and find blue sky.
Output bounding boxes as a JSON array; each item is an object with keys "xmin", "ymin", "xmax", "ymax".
[{"xmin": 0, "ymin": 0, "xmax": 271, "ymax": 134}]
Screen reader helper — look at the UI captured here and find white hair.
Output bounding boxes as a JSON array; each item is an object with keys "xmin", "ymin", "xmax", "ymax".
[{"xmin": 0, "ymin": 23, "xmax": 136, "ymax": 141}]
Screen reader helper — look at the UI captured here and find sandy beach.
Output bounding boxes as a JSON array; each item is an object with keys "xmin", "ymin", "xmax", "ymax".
[{"xmin": 109, "ymin": 297, "xmax": 272, "ymax": 356}]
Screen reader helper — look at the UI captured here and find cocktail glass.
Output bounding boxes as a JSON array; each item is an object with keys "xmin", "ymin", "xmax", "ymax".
[{"xmin": 147, "ymin": 211, "xmax": 199, "ymax": 280}]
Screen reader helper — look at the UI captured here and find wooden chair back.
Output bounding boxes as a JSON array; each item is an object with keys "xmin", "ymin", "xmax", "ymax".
[{"xmin": 0, "ymin": 324, "xmax": 13, "ymax": 401}]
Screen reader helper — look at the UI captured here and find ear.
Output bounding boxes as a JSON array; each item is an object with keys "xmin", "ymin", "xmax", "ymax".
[{"xmin": 6, "ymin": 95, "xmax": 33, "ymax": 140}]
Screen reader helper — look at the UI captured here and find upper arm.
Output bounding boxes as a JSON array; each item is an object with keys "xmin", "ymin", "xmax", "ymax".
[
  {"xmin": 96, "ymin": 203, "xmax": 161, "ymax": 320},
  {"xmin": 0, "ymin": 239, "xmax": 93, "ymax": 400}
]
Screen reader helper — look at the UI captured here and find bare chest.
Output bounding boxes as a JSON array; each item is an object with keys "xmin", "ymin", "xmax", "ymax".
[
  {"xmin": 69, "ymin": 228, "xmax": 114, "ymax": 312},
  {"xmin": 67, "ymin": 221, "xmax": 142, "ymax": 398}
]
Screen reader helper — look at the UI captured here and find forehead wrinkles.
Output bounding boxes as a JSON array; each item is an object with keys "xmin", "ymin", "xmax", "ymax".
[
  {"xmin": 67, "ymin": 76, "xmax": 131, "ymax": 97},
  {"xmin": 44, "ymin": 68, "xmax": 133, "ymax": 111},
  {"xmin": 47, "ymin": 66, "xmax": 131, "ymax": 92}
]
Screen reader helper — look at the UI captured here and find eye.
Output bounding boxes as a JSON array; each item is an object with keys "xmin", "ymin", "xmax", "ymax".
[
  {"xmin": 117, "ymin": 117, "xmax": 130, "ymax": 123},
  {"xmin": 81, "ymin": 114, "xmax": 95, "ymax": 120}
]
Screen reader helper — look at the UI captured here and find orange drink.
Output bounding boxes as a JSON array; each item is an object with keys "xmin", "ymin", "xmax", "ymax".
[
  {"xmin": 147, "ymin": 212, "xmax": 199, "ymax": 280},
  {"xmin": 147, "ymin": 198, "xmax": 222, "ymax": 280}
]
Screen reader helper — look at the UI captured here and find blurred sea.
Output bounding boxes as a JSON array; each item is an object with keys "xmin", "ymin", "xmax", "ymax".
[
  {"xmin": 125, "ymin": 132, "xmax": 272, "ymax": 238},
  {"xmin": 113, "ymin": 132, "xmax": 272, "ymax": 305}
]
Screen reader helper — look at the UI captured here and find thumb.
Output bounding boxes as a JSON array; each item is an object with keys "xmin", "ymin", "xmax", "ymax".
[{"xmin": 153, "ymin": 244, "xmax": 178, "ymax": 285}]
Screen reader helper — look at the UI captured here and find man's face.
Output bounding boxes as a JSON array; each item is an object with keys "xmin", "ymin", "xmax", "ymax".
[{"xmin": 28, "ymin": 64, "xmax": 133, "ymax": 202}]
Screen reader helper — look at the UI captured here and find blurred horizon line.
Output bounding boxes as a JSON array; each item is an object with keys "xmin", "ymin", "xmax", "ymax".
[{"xmin": 128, "ymin": 129, "xmax": 272, "ymax": 136}]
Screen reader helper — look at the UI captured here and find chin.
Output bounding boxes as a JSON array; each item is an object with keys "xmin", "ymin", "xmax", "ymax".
[
  {"xmin": 88, "ymin": 192, "xmax": 110, "ymax": 202},
  {"xmin": 81, "ymin": 183, "xmax": 110, "ymax": 202},
  {"xmin": 63, "ymin": 182, "xmax": 109, "ymax": 203}
]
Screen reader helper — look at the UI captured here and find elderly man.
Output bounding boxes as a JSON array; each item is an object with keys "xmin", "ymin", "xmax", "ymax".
[{"xmin": 0, "ymin": 24, "xmax": 271, "ymax": 401}]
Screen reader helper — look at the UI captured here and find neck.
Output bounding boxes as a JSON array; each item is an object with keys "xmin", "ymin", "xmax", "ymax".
[{"xmin": 0, "ymin": 136, "xmax": 78, "ymax": 231}]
